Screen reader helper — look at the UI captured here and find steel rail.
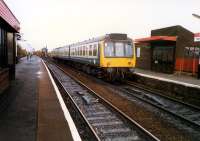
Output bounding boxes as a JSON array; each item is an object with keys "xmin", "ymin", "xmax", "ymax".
[
  {"xmin": 45, "ymin": 61, "xmax": 101, "ymax": 141},
  {"xmin": 121, "ymin": 81, "xmax": 200, "ymax": 129},
  {"xmin": 46, "ymin": 60, "xmax": 160, "ymax": 141},
  {"xmin": 126, "ymin": 81, "xmax": 200, "ymax": 111}
]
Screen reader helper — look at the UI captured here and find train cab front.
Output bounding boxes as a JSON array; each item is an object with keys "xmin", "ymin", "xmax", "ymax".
[{"xmin": 100, "ymin": 34, "xmax": 136, "ymax": 80}]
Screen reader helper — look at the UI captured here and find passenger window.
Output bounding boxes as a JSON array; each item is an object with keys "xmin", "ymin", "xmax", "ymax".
[
  {"xmin": 86, "ymin": 45, "xmax": 89, "ymax": 56},
  {"xmin": 75, "ymin": 48, "xmax": 77, "ymax": 56},
  {"xmin": 78, "ymin": 47, "xmax": 80, "ymax": 56},
  {"xmin": 89, "ymin": 45, "xmax": 93, "ymax": 56},
  {"xmin": 81, "ymin": 46, "xmax": 83, "ymax": 56},
  {"xmin": 65, "ymin": 48, "xmax": 68, "ymax": 55},
  {"xmin": 83, "ymin": 46, "xmax": 86, "ymax": 56},
  {"xmin": 93, "ymin": 44, "xmax": 97, "ymax": 56},
  {"xmin": 72, "ymin": 48, "xmax": 74, "ymax": 56}
]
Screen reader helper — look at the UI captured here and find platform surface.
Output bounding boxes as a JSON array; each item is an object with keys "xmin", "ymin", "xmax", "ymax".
[
  {"xmin": 135, "ymin": 68, "xmax": 200, "ymax": 88},
  {"xmin": 0, "ymin": 56, "xmax": 75, "ymax": 141},
  {"xmin": 37, "ymin": 59, "xmax": 74, "ymax": 141},
  {"xmin": 0, "ymin": 56, "xmax": 39, "ymax": 141}
]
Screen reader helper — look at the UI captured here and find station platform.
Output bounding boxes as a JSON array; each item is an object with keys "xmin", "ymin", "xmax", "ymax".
[
  {"xmin": 134, "ymin": 68, "xmax": 200, "ymax": 88},
  {"xmin": 0, "ymin": 56, "xmax": 80, "ymax": 141},
  {"xmin": 132, "ymin": 68, "xmax": 200, "ymax": 106}
]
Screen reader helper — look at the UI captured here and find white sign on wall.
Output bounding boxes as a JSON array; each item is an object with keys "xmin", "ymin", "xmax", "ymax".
[
  {"xmin": 194, "ymin": 33, "xmax": 200, "ymax": 42},
  {"xmin": 137, "ymin": 48, "xmax": 141, "ymax": 58}
]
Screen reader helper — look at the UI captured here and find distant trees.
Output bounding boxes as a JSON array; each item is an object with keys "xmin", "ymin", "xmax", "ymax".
[
  {"xmin": 33, "ymin": 50, "xmax": 43, "ymax": 57},
  {"xmin": 16, "ymin": 44, "xmax": 27, "ymax": 63}
]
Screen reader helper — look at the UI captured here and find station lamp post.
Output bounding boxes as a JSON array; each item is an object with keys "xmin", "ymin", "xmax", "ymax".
[
  {"xmin": 192, "ymin": 13, "xmax": 200, "ymax": 79},
  {"xmin": 192, "ymin": 14, "xmax": 200, "ymax": 19}
]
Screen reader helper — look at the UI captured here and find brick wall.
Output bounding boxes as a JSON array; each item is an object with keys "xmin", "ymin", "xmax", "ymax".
[
  {"xmin": 135, "ymin": 43, "xmax": 151, "ymax": 70},
  {"xmin": 0, "ymin": 69, "xmax": 9, "ymax": 94}
]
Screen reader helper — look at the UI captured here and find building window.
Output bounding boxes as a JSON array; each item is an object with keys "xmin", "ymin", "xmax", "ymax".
[
  {"xmin": 0, "ymin": 28, "xmax": 2, "ymax": 69},
  {"xmin": 0, "ymin": 28, "xmax": 8, "ymax": 68}
]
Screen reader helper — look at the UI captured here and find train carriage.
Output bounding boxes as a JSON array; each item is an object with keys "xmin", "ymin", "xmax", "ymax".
[{"xmin": 51, "ymin": 33, "xmax": 136, "ymax": 80}]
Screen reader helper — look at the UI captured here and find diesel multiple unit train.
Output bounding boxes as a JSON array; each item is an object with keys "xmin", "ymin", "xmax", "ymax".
[{"xmin": 51, "ymin": 33, "xmax": 136, "ymax": 80}]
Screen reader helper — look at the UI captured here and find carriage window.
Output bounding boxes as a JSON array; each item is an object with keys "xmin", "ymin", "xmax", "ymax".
[
  {"xmin": 105, "ymin": 42, "xmax": 114, "ymax": 57},
  {"xmin": 71, "ymin": 48, "xmax": 73, "ymax": 56},
  {"xmin": 74, "ymin": 48, "xmax": 76, "ymax": 56},
  {"xmin": 73, "ymin": 48, "xmax": 75, "ymax": 56},
  {"xmin": 79, "ymin": 47, "xmax": 80, "ymax": 56},
  {"xmin": 83, "ymin": 46, "xmax": 86, "ymax": 56},
  {"xmin": 86, "ymin": 45, "xmax": 89, "ymax": 56},
  {"xmin": 89, "ymin": 45, "xmax": 93, "ymax": 56},
  {"xmin": 65, "ymin": 48, "xmax": 68, "ymax": 55},
  {"xmin": 85, "ymin": 46, "xmax": 87, "ymax": 56},
  {"xmin": 78, "ymin": 47, "xmax": 80, "ymax": 56},
  {"xmin": 61, "ymin": 48, "xmax": 63, "ymax": 56},
  {"xmin": 93, "ymin": 44, "xmax": 97, "ymax": 56},
  {"xmin": 80, "ymin": 47, "xmax": 82, "ymax": 56},
  {"xmin": 115, "ymin": 42, "xmax": 124, "ymax": 57},
  {"xmin": 75, "ymin": 48, "xmax": 77, "ymax": 56},
  {"xmin": 80, "ymin": 46, "xmax": 82, "ymax": 56}
]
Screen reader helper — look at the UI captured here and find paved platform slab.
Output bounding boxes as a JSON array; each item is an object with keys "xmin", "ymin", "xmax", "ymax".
[
  {"xmin": 37, "ymin": 60, "xmax": 74, "ymax": 141},
  {"xmin": 0, "ymin": 56, "xmax": 40, "ymax": 141},
  {"xmin": 0, "ymin": 56, "xmax": 77, "ymax": 141}
]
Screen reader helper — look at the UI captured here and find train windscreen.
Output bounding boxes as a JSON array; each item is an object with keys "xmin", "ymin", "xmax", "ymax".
[{"xmin": 104, "ymin": 42, "xmax": 133, "ymax": 57}]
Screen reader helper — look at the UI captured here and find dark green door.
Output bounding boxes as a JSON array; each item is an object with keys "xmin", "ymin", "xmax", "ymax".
[{"xmin": 152, "ymin": 46, "xmax": 175, "ymax": 73}]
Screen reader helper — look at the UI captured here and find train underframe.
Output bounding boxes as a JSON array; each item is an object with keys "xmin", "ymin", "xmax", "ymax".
[{"xmin": 53, "ymin": 57, "xmax": 134, "ymax": 81}]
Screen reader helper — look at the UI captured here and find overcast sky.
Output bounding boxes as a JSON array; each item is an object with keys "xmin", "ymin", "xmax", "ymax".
[{"xmin": 4, "ymin": 0, "xmax": 200, "ymax": 50}]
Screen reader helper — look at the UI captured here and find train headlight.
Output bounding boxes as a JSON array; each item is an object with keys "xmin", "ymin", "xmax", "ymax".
[
  {"xmin": 129, "ymin": 68, "xmax": 135, "ymax": 72},
  {"xmin": 107, "ymin": 68, "xmax": 113, "ymax": 73}
]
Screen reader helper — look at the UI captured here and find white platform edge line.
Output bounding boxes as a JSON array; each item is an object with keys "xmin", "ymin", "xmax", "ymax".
[
  {"xmin": 42, "ymin": 60, "xmax": 82, "ymax": 141},
  {"xmin": 136, "ymin": 72, "xmax": 200, "ymax": 89}
]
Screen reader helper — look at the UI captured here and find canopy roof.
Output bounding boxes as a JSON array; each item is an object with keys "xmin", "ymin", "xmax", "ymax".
[
  {"xmin": 0, "ymin": 1, "xmax": 20, "ymax": 32},
  {"xmin": 135, "ymin": 36, "xmax": 177, "ymax": 43}
]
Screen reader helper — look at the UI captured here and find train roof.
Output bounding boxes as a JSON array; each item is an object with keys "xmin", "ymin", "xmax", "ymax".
[{"xmin": 53, "ymin": 33, "xmax": 132, "ymax": 50}]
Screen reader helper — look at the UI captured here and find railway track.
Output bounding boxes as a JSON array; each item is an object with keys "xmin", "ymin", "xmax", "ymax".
[
  {"xmin": 122, "ymin": 81, "xmax": 200, "ymax": 129},
  {"xmin": 44, "ymin": 60, "xmax": 159, "ymax": 141}
]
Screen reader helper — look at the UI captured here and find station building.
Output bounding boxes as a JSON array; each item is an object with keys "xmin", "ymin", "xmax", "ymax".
[
  {"xmin": 135, "ymin": 25, "xmax": 199, "ymax": 75},
  {"xmin": 0, "ymin": 1, "xmax": 20, "ymax": 94}
]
